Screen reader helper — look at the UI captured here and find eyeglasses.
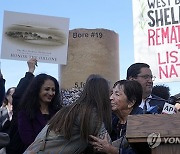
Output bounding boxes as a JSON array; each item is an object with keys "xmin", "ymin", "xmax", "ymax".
[{"xmin": 137, "ymin": 75, "xmax": 156, "ymax": 81}]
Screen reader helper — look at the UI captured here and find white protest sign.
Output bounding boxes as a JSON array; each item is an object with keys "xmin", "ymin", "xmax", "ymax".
[
  {"xmin": 1, "ymin": 11, "xmax": 69, "ymax": 64},
  {"xmin": 132, "ymin": 0, "xmax": 180, "ymax": 83}
]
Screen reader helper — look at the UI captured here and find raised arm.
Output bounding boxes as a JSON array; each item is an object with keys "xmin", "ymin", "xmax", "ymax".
[{"xmin": 12, "ymin": 58, "xmax": 37, "ymax": 113}]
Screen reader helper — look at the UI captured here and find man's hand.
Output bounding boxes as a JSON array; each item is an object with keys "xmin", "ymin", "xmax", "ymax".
[{"xmin": 27, "ymin": 58, "xmax": 37, "ymax": 74}]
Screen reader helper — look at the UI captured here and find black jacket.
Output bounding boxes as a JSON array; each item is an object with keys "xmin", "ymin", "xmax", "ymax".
[
  {"xmin": 131, "ymin": 94, "xmax": 165, "ymax": 115},
  {"xmin": 6, "ymin": 72, "xmax": 34, "ymax": 154},
  {"xmin": 0, "ymin": 77, "xmax": 5, "ymax": 106}
]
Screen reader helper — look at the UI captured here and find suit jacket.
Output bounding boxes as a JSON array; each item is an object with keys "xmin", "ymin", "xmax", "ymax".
[{"xmin": 131, "ymin": 94, "xmax": 165, "ymax": 115}]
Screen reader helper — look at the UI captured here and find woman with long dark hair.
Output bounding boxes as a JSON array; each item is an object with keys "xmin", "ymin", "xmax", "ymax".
[
  {"xmin": 24, "ymin": 74, "xmax": 112, "ymax": 154},
  {"xmin": 18, "ymin": 73, "xmax": 61, "ymax": 152}
]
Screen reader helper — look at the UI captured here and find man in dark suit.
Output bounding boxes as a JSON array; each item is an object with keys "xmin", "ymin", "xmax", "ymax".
[{"xmin": 126, "ymin": 63, "xmax": 165, "ymax": 114}]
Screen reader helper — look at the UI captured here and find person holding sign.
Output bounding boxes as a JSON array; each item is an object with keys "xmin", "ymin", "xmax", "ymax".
[
  {"xmin": 6, "ymin": 58, "xmax": 39, "ymax": 154},
  {"xmin": 6, "ymin": 58, "xmax": 61, "ymax": 154}
]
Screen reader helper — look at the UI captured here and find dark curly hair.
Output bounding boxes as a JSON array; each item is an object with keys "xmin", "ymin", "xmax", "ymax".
[{"xmin": 18, "ymin": 73, "xmax": 62, "ymax": 119}]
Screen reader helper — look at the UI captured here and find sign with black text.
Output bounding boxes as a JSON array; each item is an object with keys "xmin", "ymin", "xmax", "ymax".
[
  {"xmin": 1, "ymin": 11, "xmax": 69, "ymax": 64},
  {"xmin": 132, "ymin": 0, "xmax": 180, "ymax": 83},
  {"xmin": 162, "ymin": 102, "xmax": 175, "ymax": 114}
]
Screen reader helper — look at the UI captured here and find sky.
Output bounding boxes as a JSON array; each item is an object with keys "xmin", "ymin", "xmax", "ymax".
[{"xmin": 0, "ymin": 0, "xmax": 179, "ymax": 96}]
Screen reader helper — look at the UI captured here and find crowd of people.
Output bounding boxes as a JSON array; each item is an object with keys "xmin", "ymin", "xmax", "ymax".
[{"xmin": 0, "ymin": 59, "xmax": 180, "ymax": 154}]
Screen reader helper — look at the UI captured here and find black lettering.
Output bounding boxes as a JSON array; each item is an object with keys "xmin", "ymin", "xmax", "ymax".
[
  {"xmin": 73, "ymin": 32, "xmax": 88, "ymax": 38},
  {"xmin": 164, "ymin": 8, "xmax": 171, "ymax": 26},
  {"xmin": 175, "ymin": 0, "xmax": 180, "ymax": 4},
  {"xmin": 155, "ymin": 9, "xmax": 164, "ymax": 27},
  {"xmin": 147, "ymin": 0, "xmax": 170, "ymax": 9},
  {"xmin": 10, "ymin": 53, "xmax": 27, "ymax": 58},
  {"xmin": 74, "ymin": 82, "xmax": 78, "ymax": 88},
  {"xmin": 147, "ymin": 0, "xmax": 156, "ymax": 9},
  {"xmin": 38, "ymin": 57, "xmax": 56, "ymax": 61},
  {"xmin": 171, "ymin": 7, "xmax": 179, "ymax": 25},
  {"xmin": 148, "ymin": 10, "xmax": 156, "ymax": 27},
  {"xmin": 161, "ymin": 0, "xmax": 166, "ymax": 7},
  {"xmin": 73, "ymin": 33, "xmax": 77, "ymax": 38},
  {"xmin": 80, "ymin": 82, "xmax": 85, "ymax": 88}
]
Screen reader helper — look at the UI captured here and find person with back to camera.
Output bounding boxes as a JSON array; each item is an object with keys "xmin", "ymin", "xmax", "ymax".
[
  {"xmin": 126, "ymin": 63, "xmax": 165, "ymax": 114},
  {"xmin": 17, "ymin": 72, "xmax": 62, "ymax": 152},
  {"xmin": 24, "ymin": 74, "xmax": 112, "ymax": 154},
  {"xmin": 152, "ymin": 84, "xmax": 170, "ymax": 100},
  {"xmin": 89, "ymin": 80, "xmax": 142, "ymax": 154}
]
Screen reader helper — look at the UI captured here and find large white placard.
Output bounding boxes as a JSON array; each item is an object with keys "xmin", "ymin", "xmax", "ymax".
[
  {"xmin": 132, "ymin": 0, "xmax": 180, "ymax": 83},
  {"xmin": 1, "ymin": 11, "xmax": 69, "ymax": 64}
]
